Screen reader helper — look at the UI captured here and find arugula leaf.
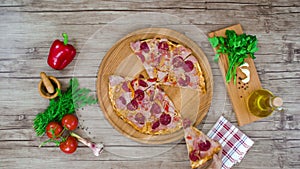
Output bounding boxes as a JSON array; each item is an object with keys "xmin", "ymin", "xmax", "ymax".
[{"xmin": 208, "ymin": 30, "xmax": 259, "ymax": 83}]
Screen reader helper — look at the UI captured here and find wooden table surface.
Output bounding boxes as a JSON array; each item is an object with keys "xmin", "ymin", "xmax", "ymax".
[{"xmin": 1, "ymin": 0, "xmax": 299, "ymax": 169}]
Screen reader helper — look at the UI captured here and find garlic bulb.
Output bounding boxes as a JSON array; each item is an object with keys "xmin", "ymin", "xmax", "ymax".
[{"xmin": 239, "ymin": 62, "xmax": 250, "ymax": 83}]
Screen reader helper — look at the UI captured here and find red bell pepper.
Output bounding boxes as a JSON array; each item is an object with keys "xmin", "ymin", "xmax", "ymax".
[{"xmin": 47, "ymin": 33, "xmax": 76, "ymax": 70}]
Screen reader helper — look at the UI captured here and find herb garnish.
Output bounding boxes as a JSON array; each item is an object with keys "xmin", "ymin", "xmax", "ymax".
[
  {"xmin": 33, "ymin": 78, "xmax": 97, "ymax": 136},
  {"xmin": 209, "ymin": 30, "xmax": 259, "ymax": 83}
]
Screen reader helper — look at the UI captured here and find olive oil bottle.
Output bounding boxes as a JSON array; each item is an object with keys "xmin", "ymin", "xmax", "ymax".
[{"xmin": 247, "ymin": 89, "xmax": 283, "ymax": 117}]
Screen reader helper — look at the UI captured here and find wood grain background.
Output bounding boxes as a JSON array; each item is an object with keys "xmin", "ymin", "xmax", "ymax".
[{"xmin": 0, "ymin": 0, "xmax": 299, "ymax": 169}]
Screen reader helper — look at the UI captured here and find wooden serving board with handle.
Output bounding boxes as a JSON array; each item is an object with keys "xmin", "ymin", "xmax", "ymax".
[{"xmin": 208, "ymin": 24, "xmax": 262, "ymax": 126}]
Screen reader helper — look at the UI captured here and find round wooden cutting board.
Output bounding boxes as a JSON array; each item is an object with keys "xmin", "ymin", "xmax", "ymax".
[{"xmin": 97, "ymin": 28, "xmax": 213, "ymax": 144}]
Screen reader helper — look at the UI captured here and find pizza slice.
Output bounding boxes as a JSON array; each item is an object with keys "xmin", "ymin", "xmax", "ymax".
[
  {"xmin": 172, "ymin": 43, "xmax": 192, "ymax": 59},
  {"xmin": 130, "ymin": 38, "xmax": 171, "ymax": 79},
  {"xmin": 131, "ymin": 38, "xmax": 192, "ymax": 81},
  {"xmin": 109, "ymin": 75, "xmax": 182, "ymax": 135},
  {"xmin": 183, "ymin": 119, "xmax": 221, "ymax": 169},
  {"xmin": 125, "ymin": 85, "xmax": 182, "ymax": 135},
  {"xmin": 108, "ymin": 75, "xmax": 156, "ymax": 132},
  {"xmin": 146, "ymin": 85, "xmax": 182, "ymax": 134},
  {"xmin": 130, "ymin": 38, "xmax": 206, "ymax": 93},
  {"xmin": 163, "ymin": 55, "xmax": 206, "ymax": 93},
  {"xmin": 108, "ymin": 75, "xmax": 133, "ymax": 112},
  {"xmin": 109, "ymin": 74, "xmax": 158, "ymax": 111}
]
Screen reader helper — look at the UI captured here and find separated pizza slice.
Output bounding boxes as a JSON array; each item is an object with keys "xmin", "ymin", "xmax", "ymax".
[{"xmin": 183, "ymin": 120, "xmax": 221, "ymax": 169}]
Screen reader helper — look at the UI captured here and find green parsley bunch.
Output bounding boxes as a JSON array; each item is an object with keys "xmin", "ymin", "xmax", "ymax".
[{"xmin": 209, "ymin": 30, "xmax": 259, "ymax": 83}]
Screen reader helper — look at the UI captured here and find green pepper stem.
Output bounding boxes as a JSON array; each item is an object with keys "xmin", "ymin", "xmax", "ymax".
[{"xmin": 62, "ymin": 33, "xmax": 68, "ymax": 45}]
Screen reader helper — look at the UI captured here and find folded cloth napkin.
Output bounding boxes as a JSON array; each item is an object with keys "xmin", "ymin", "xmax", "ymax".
[{"xmin": 207, "ymin": 116, "xmax": 254, "ymax": 169}]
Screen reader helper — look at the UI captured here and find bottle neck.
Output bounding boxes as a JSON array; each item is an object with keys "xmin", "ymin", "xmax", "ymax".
[{"xmin": 269, "ymin": 97, "xmax": 283, "ymax": 110}]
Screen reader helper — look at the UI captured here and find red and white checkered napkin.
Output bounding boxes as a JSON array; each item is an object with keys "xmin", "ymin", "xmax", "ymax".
[{"xmin": 207, "ymin": 116, "xmax": 254, "ymax": 169}]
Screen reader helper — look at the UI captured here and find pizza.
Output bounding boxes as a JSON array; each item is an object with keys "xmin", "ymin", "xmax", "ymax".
[
  {"xmin": 183, "ymin": 119, "xmax": 221, "ymax": 168},
  {"xmin": 108, "ymin": 75, "xmax": 182, "ymax": 135},
  {"xmin": 130, "ymin": 38, "xmax": 206, "ymax": 93},
  {"xmin": 108, "ymin": 38, "xmax": 207, "ymax": 136}
]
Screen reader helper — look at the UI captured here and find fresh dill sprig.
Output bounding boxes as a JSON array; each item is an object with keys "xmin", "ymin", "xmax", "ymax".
[{"xmin": 33, "ymin": 78, "xmax": 97, "ymax": 137}]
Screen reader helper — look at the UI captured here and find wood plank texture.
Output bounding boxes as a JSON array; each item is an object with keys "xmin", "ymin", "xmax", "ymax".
[{"xmin": 0, "ymin": 0, "xmax": 299, "ymax": 169}]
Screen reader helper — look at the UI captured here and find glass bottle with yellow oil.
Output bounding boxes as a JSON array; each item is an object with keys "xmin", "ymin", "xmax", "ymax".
[{"xmin": 247, "ymin": 89, "xmax": 283, "ymax": 117}]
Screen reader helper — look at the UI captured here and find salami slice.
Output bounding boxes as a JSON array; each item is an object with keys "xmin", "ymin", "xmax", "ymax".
[
  {"xmin": 127, "ymin": 99, "xmax": 138, "ymax": 111},
  {"xmin": 158, "ymin": 41, "xmax": 169, "ymax": 51},
  {"xmin": 151, "ymin": 120, "xmax": 160, "ymax": 130},
  {"xmin": 160, "ymin": 113, "xmax": 171, "ymax": 125},
  {"xmin": 172, "ymin": 56, "xmax": 185, "ymax": 68},
  {"xmin": 183, "ymin": 60, "xmax": 194, "ymax": 72},
  {"xmin": 134, "ymin": 89, "xmax": 144, "ymax": 101},
  {"xmin": 140, "ymin": 41, "xmax": 150, "ymax": 53},
  {"xmin": 189, "ymin": 149, "xmax": 200, "ymax": 162},
  {"xmin": 138, "ymin": 79, "xmax": 148, "ymax": 87},
  {"xmin": 198, "ymin": 140, "xmax": 211, "ymax": 151}
]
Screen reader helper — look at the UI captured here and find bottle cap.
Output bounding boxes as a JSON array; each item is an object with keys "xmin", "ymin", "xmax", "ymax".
[{"xmin": 272, "ymin": 97, "xmax": 283, "ymax": 107}]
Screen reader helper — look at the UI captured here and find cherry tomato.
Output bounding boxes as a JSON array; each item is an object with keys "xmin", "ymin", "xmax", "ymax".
[
  {"xmin": 61, "ymin": 114, "xmax": 78, "ymax": 131},
  {"xmin": 46, "ymin": 122, "xmax": 63, "ymax": 139},
  {"xmin": 59, "ymin": 136, "xmax": 78, "ymax": 154}
]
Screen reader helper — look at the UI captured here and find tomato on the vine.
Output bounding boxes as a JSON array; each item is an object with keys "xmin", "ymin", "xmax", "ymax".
[
  {"xmin": 59, "ymin": 136, "xmax": 78, "ymax": 154},
  {"xmin": 46, "ymin": 122, "xmax": 63, "ymax": 139},
  {"xmin": 61, "ymin": 114, "xmax": 78, "ymax": 131}
]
